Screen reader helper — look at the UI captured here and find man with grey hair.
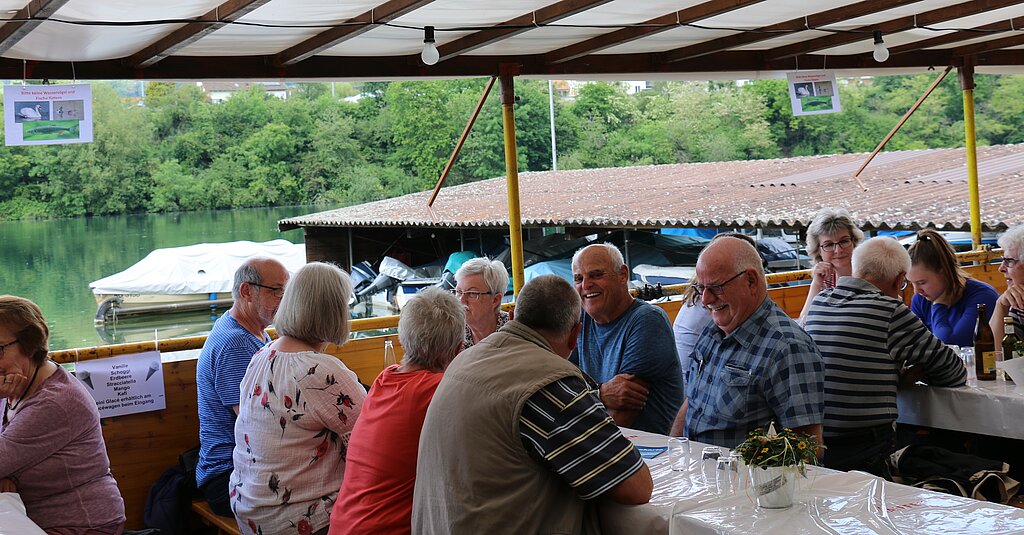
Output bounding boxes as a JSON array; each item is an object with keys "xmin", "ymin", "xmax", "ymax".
[
  {"xmin": 196, "ymin": 257, "xmax": 288, "ymax": 516},
  {"xmin": 414, "ymin": 275, "xmax": 652, "ymax": 534},
  {"xmin": 805, "ymin": 237, "xmax": 965, "ymax": 476},
  {"xmin": 571, "ymin": 243, "xmax": 683, "ymax": 434},
  {"xmin": 674, "ymin": 236, "xmax": 824, "ymax": 451},
  {"xmin": 991, "ymin": 224, "xmax": 1024, "ymax": 341}
]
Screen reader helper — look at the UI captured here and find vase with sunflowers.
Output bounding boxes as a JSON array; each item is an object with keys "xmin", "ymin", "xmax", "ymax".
[{"xmin": 732, "ymin": 423, "xmax": 819, "ymax": 508}]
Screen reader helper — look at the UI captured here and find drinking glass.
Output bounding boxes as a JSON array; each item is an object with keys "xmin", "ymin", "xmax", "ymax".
[
  {"xmin": 716, "ymin": 455, "xmax": 738, "ymax": 495},
  {"xmin": 700, "ymin": 446, "xmax": 721, "ymax": 486},
  {"xmin": 995, "ymin": 350, "xmax": 1005, "ymax": 381},
  {"xmin": 960, "ymin": 346, "xmax": 976, "ymax": 381},
  {"xmin": 668, "ymin": 437, "xmax": 690, "ymax": 471}
]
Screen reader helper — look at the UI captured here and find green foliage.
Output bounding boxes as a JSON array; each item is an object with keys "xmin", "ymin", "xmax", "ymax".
[{"xmin": 1, "ymin": 74, "xmax": 1022, "ymax": 221}]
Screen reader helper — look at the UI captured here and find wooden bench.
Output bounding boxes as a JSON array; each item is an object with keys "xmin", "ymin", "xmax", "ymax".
[{"xmin": 191, "ymin": 500, "xmax": 242, "ymax": 535}]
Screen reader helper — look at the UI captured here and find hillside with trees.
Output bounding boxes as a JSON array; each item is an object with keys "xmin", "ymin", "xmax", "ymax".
[{"xmin": 1, "ymin": 74, "xmax": 1022, "ymax": 221}]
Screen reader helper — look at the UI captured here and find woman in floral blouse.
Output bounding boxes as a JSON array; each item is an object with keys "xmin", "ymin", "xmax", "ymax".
[{"xmin": 230, "ymin": 262, "xmax": 365, "ymax": 535}]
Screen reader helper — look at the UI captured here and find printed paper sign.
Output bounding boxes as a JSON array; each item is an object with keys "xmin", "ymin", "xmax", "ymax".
[
  {"xmin": 786, "ymin": 71, "xmax": 842, "ymax": 116},
  {"xmin": 75, "ymin": 351, "xmax": 166, "ymax": 418},
  {"xmin": 4, "ymin": 83, "xmax": 93, "ymax": 146}
]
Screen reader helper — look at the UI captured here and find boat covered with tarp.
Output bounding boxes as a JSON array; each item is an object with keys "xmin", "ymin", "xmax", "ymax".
[{"xmin": 90, "ymin": 240, "xmax": 306, "ymax": 322}]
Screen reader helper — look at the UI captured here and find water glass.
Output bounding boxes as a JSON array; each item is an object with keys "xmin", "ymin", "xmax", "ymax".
[
  {"xmin": 668, "ymin": 437, "xmax": 690, "ymax": 471},
  {"xmin": 700, "ymin": 446, "xmax": 721, "ymax": 486},
  {"xmin": 960, "ymin": 346, "xmax": 976, "ymax": 381},
  {"xmin": 716, "ymin": 455, "xmax": 738, "ymax": 495}
]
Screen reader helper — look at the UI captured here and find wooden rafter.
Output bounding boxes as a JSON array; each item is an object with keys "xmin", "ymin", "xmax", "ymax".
[
  {"xmin": 661, "ymin": 0, "xmax": 923, "ymax": 64},
  {"xmin": 437, "ymin": 0, "xmax": 613, "ymax": 63},
  {"xmin": 765, "ymin": 0, "xmax": 1022, "ymax": 60},
  {"xmin": 544, "ymin": 0, "xmax": 765, "ymax": 65},
  {"xmin": 951, "ymin": 31, "xmax": 1024, "ymax": 58},
  {"xmin": 0, "ymin": 0, "xmax": 71, "ymax": 56},
  {"xmin": 127, "ymin": 0, "xmax": 273, "ymax": 68},
  {"xmin": 889, "ymin": 20, "xmax": 1013, "ymax": 56},
  {"xmin": 273, "ymin": 0, "xmax": 434, "ymax": 67}
]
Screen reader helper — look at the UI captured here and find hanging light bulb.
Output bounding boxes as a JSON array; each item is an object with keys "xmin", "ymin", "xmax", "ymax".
[
  {"xmin": 421, "ymin": 25, "xmax": 439, "ymax": 66},
  {"xmin": 872, "ymin": 30, "xmax": 889, "ymax": 63}
]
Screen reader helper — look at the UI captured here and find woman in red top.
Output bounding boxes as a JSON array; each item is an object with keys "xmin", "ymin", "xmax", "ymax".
[{"xmin": 329, "ymin": 287, "xmax": 465, "ymax": 535}]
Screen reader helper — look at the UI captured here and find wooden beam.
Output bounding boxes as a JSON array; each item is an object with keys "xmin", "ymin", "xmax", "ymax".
[
  {"xmin": 766, "ymin": 0, "xmax": 1021, "ymax": 60},
  {"xmin": 544, "ymin": 0, "xmax": 766, "ymax": 65},
  {"xmin": 127, "ymin": 0, "xmax": 273, "ymax": 68},
  {"xmin": 662, "ymin": 0, "xmax": 923, "ymax": 63},
  {"xmin": 273, "ymin": 0, "xmax": 434, "ymax": 67},
  {"xmin": 437, "ymin": 0, "xmax": 613, "ymax": 63},
  {"xmin": 889, "ymin": 20, "xmax": 1013, "ymax": 56},
  {"xmin": 950, "ymin": 31, "xmax": 1024, "ymax": 58},
  {"xmin": 2, "ymin": 47, "xmax": 982, "ymax": 81},
  {"xmin": 0, "ymin": 0, "xmax": 71, "ymax": 55}
]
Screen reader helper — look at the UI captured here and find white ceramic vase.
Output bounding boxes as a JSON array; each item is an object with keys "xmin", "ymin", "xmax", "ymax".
[{"xmin": 748, "ymin": 465, "xmax": 798, "ymax": 508}]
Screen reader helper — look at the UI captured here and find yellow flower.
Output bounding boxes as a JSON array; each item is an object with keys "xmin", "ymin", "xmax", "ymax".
[
  {"xmin": 797, "ymin": 442, "xmax": 807, "ymax": 450},
  {"xmin": 761, "ymin": 447, "xmax": 769, "ymax": 453}
]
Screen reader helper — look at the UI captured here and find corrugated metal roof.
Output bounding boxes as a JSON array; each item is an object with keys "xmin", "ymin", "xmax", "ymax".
[{"xmin": 280, "ymin": 144, "xmax": 1024, "ymax": 232}]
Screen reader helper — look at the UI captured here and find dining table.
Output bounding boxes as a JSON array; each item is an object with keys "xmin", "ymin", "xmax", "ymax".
[
  {"xmin": 603, "ymin": 428, "xmax": 1024, "ymax": 534},
  {"xmin": 0, "ymin": 493, "xmax": 46, "ymax": 535},
  {"xmin": 897, "ymin": 373, "xmax": 1024, "ymax": 440}
]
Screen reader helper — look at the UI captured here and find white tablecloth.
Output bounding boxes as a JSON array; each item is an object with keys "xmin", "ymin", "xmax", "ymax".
[
  {"xmin": 0, "ymin": 493, "xmax": 46, "ymax": 535},
  {"xmin": 604, "ymin": 428, "xmax": 1024, "ymax": 535},
  {"xmin": 897, "ymin": 377, "xmax": 1024, "ymax": 439}
]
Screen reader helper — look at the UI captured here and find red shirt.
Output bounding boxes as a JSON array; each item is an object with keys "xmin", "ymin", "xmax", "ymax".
[{"xmin": 329, "ymin": 365, "xmax": 443, "ymax": 535}]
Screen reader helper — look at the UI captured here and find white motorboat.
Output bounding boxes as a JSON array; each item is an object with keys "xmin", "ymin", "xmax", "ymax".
[{"xmin": 90, "ymin": 240, "xmax": 306, "ymax": 323}]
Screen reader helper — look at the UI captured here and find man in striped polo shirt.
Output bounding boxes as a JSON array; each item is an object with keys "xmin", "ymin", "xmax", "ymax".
[
  {"xmin": 414, "ymin": 275, "xmax": 652, "ymax": 534},
  {"xmin": 805, "ymin": 237, "xmax": 966, "ymax": 477}
]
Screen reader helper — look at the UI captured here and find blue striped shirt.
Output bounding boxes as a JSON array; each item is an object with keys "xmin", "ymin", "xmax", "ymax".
[
  {"xmin": 195, "ymin": 313, "xmax": 269, "ymax": 487},
  {"xmin": 519, "ymin": 376, "xmax": 643, "ymax": 500},
  {"xmin": 684, "ymin": 297, "xmax": 824, "ymax": 448},
  {"xmin": 805, "ymin": 277, "xmax": 967, "ymax": 437}
]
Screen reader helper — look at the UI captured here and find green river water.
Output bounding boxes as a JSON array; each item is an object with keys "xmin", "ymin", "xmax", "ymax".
[{"xmin": 0, "ymin": 206, "xmax": 326, "ymax": 350}]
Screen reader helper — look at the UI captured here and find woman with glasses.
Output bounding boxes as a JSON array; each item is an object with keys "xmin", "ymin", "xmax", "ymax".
[
  {"xmin": 991, "ymin": 225, "xmax": 1024, "ymax": 341},
  {"xmin": 799, "ymin": 208, "xmax": 865, "ymax": 323},
  {"xmin": 0, "ymin": 296, "xmax": 126, "ymax": 534},
  {"xmin": 454, "ymin": 258, "xmax": 510, "ymax": 349},
  {"xmin": 908, "ymin": 229, "xmax": 998, "ymax": 347}
]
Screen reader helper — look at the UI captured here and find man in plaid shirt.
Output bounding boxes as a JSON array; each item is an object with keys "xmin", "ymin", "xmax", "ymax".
[{"xmin": 672, "ymin": 236, "xmax": 825, "ymax": 451}]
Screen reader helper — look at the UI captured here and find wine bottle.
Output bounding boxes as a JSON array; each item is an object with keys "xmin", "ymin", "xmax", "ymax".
[
  {"xmin": 975, "ymin": 304, "xmax": 997, "ymax": 381},
  {"xmin": 1003, "ymin": 317, "xmax": 1019, "ymax": 383}
]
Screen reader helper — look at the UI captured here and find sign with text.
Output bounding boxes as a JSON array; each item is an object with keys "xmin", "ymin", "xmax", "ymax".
[
  {"xmin": 787, "ymin": 71, "xmax": 841, "ymax": 116},
  {"xmin": 3, "ymin": 83, "xmax": 93, "ymax": 146},
  {"xmin": 75, "ymin": 351, "xmax": 166, "ymax": 418}
]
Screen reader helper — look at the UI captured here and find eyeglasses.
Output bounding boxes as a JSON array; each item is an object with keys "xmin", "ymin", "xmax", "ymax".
[
  {"xmin": 0, "ymin": 339, "xmax": 17, "ymax": 356},
  {"xmin": 1001, "ymin": 257, "xmax": 1020, "ymax": 268},
  {"xmin": 819, "ymin": 238, "xmax": 854, "ymax": 252},
  {"xmin": 451, "ymin": 289, "xmax": 494, "ymax": 300},
  {"xmin": 249, "ymin": 283, "xmax": 285, "ymax": 298},
  {"xmin": 692, "ymin": 271, "xmax": 746, "ymax": 297}
]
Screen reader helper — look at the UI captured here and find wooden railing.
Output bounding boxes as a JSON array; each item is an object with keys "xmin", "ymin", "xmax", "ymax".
[{"xmin": 48, "ymin": 249, "xmax": 1007, "ymax": 528}]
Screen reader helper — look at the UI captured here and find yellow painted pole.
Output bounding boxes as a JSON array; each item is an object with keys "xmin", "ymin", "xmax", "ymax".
[
  {"xmin": 499, "ymin": 67, "xmax": 525, "ymax": 295},
  {"xmin": 960, "ymin": 63, "xmax": 983, "ymax": 249}
]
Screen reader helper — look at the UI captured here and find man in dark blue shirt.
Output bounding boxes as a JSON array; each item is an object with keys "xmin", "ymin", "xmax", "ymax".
[{"xmin": 570, "ymin": 243, "xmax": 684, "ymax": 434}]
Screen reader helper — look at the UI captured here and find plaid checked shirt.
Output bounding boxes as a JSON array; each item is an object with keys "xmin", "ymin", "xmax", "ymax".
[{"xmin": 684, "ymin": 297, "xmax": 825, "ymax": 448}]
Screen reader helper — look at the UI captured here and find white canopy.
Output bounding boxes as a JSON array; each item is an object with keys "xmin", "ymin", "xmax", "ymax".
[{"xmin": 89, "ymin": 239, "xmax": 306, "ymax": 296}]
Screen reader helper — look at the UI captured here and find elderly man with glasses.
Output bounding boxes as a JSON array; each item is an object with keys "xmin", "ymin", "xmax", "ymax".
[
  {"xmin": 804, "ymin": 237, "xmax": 966, "ymax": 477},
  {"xmin": 991, "ymin": 225, "xmax": 1024, "ymax": 341},
  {"xmin": 196, "ymin": 257, "xmax": 288, "ymax": 517},
  {"xmin": 671, "ymin": 236, "xmax": 825, "ymax": 453}
]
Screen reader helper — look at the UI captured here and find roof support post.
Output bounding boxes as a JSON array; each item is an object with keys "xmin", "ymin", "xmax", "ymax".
[
  {"xmin": 499, "ymin": 65, "xmax": 525, "ymax": 296},
  {"xmin": 959, "ymin": 61, "xmax": 982, "ymax": 249}
]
